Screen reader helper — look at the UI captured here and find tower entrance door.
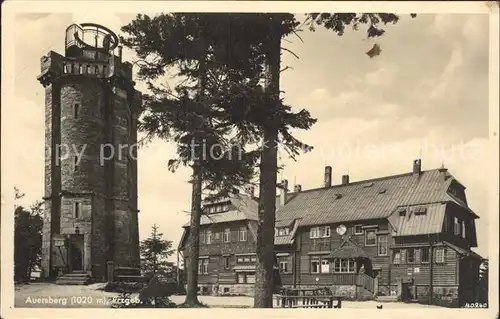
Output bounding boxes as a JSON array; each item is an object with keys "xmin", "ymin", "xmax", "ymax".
[{"xmin": 68, "ymin": 234, "xmax": 84, "ymax": 272}]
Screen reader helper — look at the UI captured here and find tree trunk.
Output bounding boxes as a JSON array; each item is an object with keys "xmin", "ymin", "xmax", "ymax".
[
  {"xmin": 184, "ymin": 54, "xmax": 207, "ymax": 307},
  {"xmin": 254, "ymin": 16, "xmax": 282, "ymax": 308}
]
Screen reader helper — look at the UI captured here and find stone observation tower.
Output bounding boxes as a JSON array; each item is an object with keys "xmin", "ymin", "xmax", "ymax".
[{"xmin": 37, "ymin": 23, "xmax": 141, "ymax": 281}]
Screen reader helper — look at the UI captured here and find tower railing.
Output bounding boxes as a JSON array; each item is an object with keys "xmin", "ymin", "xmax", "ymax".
[{"xmin": 65, "ymin": 23, "xmax": 119, "ymax": 53}]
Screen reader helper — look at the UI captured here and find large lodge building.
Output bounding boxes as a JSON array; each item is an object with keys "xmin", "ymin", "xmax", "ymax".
[{"xmin": 178, "ymin": 159, "xmax": 484, "ymax": 307}]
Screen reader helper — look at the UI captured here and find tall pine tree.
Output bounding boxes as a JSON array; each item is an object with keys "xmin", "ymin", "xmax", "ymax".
[{"xmin": 121, "ymin": 13, "xmax": 264, "ymax": 306}]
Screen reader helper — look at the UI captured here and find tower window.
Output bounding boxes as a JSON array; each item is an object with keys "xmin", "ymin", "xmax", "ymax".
[
  {"xmin": 74, "ymin": 156, "xmax": 79, "ymax": 171},
  {"xmin": 74, "ymin": 202, "xmax": 80, "ymax": 219},
  {"xmin": 64, "ymin": 64, "xmax": 72, "ymax": 74},
  {"xmin": 73, "ymin": 103, "xmax": 80, "ymax": 118}
]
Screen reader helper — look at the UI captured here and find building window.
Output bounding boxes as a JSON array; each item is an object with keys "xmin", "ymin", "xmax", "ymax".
[
  {"xmin": 333, "ymin": 258, "xmax": 355, "ymax": 273},
  {"xmin": 310, "ymin": 226, "xmax": 330, "ymax": 239},
  {"xmin": 235, "ymin": 255, "xmax": 256, "ymax": 263},
  {"xmin": 454, "ymin": 217, "xmax": 461, "ymax": 236},
  {"xmin": 86, "ymin": 65, "xmax": 92, "ymax": 74},
  {"xmin": 246, "ymin": 273, "xmax": 256, "ymax": 284},
  {"xmin": 279, "ymin": 259, "xmax": 289, "ymax": 273},
  {"xmin": 79, "ymin": 65, "xmax": 84, "ymax": 73},
  {"xmin": 236, "ymin": 272, "xmax": 255, "ymax": 284},
  {"xmin": 435, "ymin": 247, "xmax": 445, "ymax": 263},
  {"xmin": 321, "ymin": 259, "xmax": 330, "ymax": 273},
  {"xmin": 200, "ymin": 231, "xmax": 206, "ymax": 244},
  {"xmin": 354, "ymin": 225, "xmax": 363, "ymax": 235},
  {"xmin": 73, "ymin": 103, "xmax": 80, "ymax": 118},
  {"xmin": 206, "ymin": 230, "xmax": 212, "ymax": 244},
  {"xmin": 208, "ymin": 207, "xmax": 215, "ymax": 214},
  {"xmin": 65, "ymin": 64, "xmax": 72, "ymax": 73},
  {"xmin": 311, "ymin": 257, "xmax": 321, "ymax": 273},
  {"xmin": 215, "ymin": 232, "xmax": 221, "ymax": 240},
  {"xmin": 365, "ymin": 229, "xmax": 376, "ymax": 246},
  {"xmin": 310, "ymin": 256, "xmax": 330, "ymax": 273},
  {"xmin": 310, "ymin": 227, "xmax": 319, "ymax": 239},
  {"xmin": 421, "ymin": 247, "xmax": 430, "ymax": 263},
  {"xmin": 74, "ymin": 202, "xmax": 80, "ymax": 219},
  {"xmin": 393, "ymin": 249, "xmax": 401, "ymax": 264},
  {"xmin": 102, "ymin": 65, "xmax": 107, "ymax": 76},
  {"xmin": 198, "ymin": 259, "xmax": 208, "ymax": 274},
  {"xmin": 461, "ymin": 220, "xmax": 466, "ymax": 239},
  {"xmin": 223, "ymin": 228, "xmax": 230, "ymax": 242},
  {"xmin": 278, "ymin": 228, "xmax": 290, "ymax": 236},
  {"xmin": 223, "ymin": 256, "xmax": 230, "ymax": 269},
  {"xmin": 237, "ymin": 273, "xmax": 245, "ymax": 283},
  {"xmin": 320, "ymin": 226, "xmax": 330, "ymax": 238},
  {"xmin": 239, "ymin": 227, "xmax": 247, "ymax": 242},
  {"xmin": 407, "ymin": 248, "xmax": 416, "ymax": 263},
  {"xmin": 377, "ymin": 235, "xmax": 388, "ymax": 256}
]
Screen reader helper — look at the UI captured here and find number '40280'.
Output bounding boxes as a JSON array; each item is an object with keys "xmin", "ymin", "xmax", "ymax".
[{"xmin": 463, "ymin": 302, "xmax": 487, "ymax": 308}]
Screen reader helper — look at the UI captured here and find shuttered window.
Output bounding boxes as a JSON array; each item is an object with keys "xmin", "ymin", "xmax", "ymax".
[{"xmin": 400, "ymin": 249, "xmax": 406, "ymax": 264}]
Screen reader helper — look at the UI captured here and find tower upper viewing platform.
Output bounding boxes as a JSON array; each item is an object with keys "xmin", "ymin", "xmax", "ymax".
[{"xmin": 65, "ymin": 23, "xmax": 120, "ymax": 59}]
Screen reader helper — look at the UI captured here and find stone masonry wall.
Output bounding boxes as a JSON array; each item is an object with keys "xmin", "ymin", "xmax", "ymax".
[
  {"xmin": 60, "ymin": 79, "xmax": 105, "ymax": 194},
  {"xmin": 40, "ymin": 47, "xmax": 141, "ymax": 278}
]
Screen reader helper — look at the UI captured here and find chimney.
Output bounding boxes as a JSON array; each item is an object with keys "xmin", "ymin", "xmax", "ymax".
[
  {"xmin": 342, "ymin": 174, "xmax": 350, "ymax": 185},
  {"xmin": 413, "ymin": 159, "xmax": 421, "ymax": 175},
  {"xmin": 294, "ymin": 184, "xmax": 302, "ymax": 192},
  {"xmin": 324, "ymin": 166, "xmax": 332, "ymax": 188},
  {"xmin": 438, "ymin": 163, "xmax": 448, "ymax": 181},
  {"xmin": 280, "ymin": 179, "xmax": 288, "ymax": 207}
]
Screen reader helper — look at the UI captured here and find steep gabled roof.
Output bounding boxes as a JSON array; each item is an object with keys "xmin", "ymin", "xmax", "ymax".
[
  {"xmin": 326, "ymin": 237, "xmax": 368, "ymax": 259},
  {"xmin": 276, "ymin": 168, "xmax": 476, "ymax": 228}
]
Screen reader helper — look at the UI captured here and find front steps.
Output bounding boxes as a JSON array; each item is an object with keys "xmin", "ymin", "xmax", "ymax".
[{"xmin": 56, "ymin": 271, "xmax": 92, "ymax": 285}]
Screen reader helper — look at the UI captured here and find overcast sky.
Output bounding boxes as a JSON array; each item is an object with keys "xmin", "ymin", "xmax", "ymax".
[{"xmin": 3, "ymin": 10, "xmax": 493, "ymax": 258}]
